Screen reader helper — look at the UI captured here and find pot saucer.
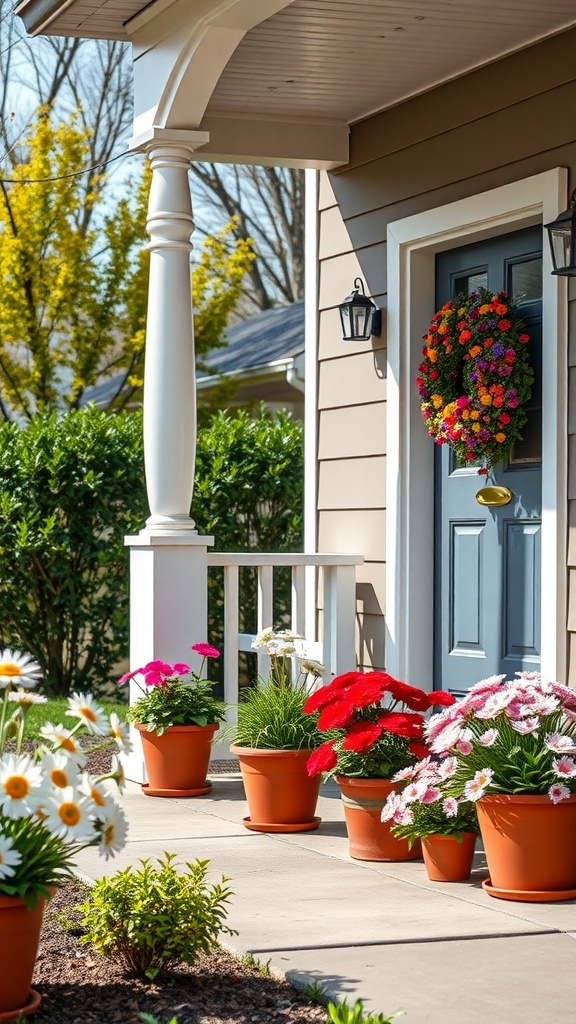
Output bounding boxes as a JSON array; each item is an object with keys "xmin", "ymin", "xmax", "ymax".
[
  {"xmin": 141, "ymin": 782, "xmax": 212, "ymax": 797},
  {"xmin": 482, "ymin": 878, "xmax": 576, "ymax": 902},
  {"xmin": 242, "ymin": 815, "xmax": 321, "ymax": 833},
  {"xmin": 0, "ymin": 988, "xmax": 41, "ymax": 1022}
]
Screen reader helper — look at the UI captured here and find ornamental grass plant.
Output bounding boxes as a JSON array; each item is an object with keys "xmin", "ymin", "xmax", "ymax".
[
  {"xmin": 0, "ymin": 648, "xmax": 129, "ymax": 906},
  {"xmin": 233, "ymin": 628, "xmax": 325, "ymax": 750},
  {"xmin": 304, "ymin": 671, "xmax": 455, "ymax": 780},
  {"xmin": 424, "ymin": 672, "xmax": 576, "ymax": 804},
  {"xmin": 123, "ymin": 643, "xmax": 226, "ymax": 736}
]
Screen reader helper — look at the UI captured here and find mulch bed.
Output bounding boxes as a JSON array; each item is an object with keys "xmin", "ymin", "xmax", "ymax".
[{"xmin": 31, "ymin": 883, "xmax": 327, "ymax": 1024}]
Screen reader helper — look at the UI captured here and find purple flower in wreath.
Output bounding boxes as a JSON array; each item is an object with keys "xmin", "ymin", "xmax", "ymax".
[
  {"xmin": 468, "ymin": 307, "xmax": 480, "ymax": 321},
  {"xmin": 478, "ymin": 322, "xmax": 488, "ymax": 331},
  {"xmin": 492, "ymin": 342, "xmax": 505, "ymax": 358},
  {"xmin": 469, "ymin": 372, "xmax": 478, "ymax": 383}
]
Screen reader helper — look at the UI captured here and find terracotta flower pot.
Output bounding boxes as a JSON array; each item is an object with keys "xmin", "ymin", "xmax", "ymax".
[
  {"xmin": 477, "ymin": 793, "xmax": 576, "ymax": 901},
  {"xmin": 0, "ymin": 894, "xmax": 45, "ymax": 1021},
  {"xmin": 136, "ymin": 722, "xmax": 219, "ymax": 797},
  {"xmin": 231, "ymin": 744, "xmax": 321, "ymax": 832},
  {"xmin": 421, "ymin": 832, "xmax": 477, "ymax": 882},
  {"xmin": 336, "ymin": 776, "xmax": 422, "ymax": 862}
]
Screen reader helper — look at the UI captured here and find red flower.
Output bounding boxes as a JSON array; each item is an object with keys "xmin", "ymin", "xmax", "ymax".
[
  {"xmin": 303, "ymin": 686, "xmax": 345, "ymax": 715},
  {"xmin": 317, "ymin": 698, "xmax": 355, "ymax": 731},
  {"xmin": 306, "ymin": 740, "xmax": 337, "ymax": 777},
  {"xmin": 191, "ymin": 643, "xmax": 220, "ymax": 659},
  {"xmin": 498, "ymin": 319, "xmax": 511, "ymax": 331},
  {"xmin": 341, "ymin": 721, "xmax": 383, "ymax": 753},
  {"xmin": 384, "ymin": 678, "xmax": 430, "ymax": 712},
  {"xmin": 344, "ymin": 678, "xmax": 389, "ymax": 709},
  {"xmin": 408, "ymin": 741, "xmax": 430, "ymax": 760},
  {"xmin": 427, "ymin": 690, "xmax": 456, "ymax": 707},
  {"xmin": 377, "ymin": 711, "xmax": 424, "ymax": 738}
]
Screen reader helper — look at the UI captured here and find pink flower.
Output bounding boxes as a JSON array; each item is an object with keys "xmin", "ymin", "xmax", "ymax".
[
  {"xmin": 549, "ymin": 783, "xmax": 571, "ymax": 804},
  {"xmin": 420, "ymin": 786, "xmax": 441, "ymax": 804},
  {"xmin": 442, "ymin": 797, "xmax": 459, "ymax": 818},
  {"xmin": 463, "ymin": 767, "xmax": 494, "ymax": 801},
  {"xmin": 478, "ymin": 728, "xmax": 499, "ymax": 747},
  {"xmin": 191, "ymin": 643, "xmax": 220, "ymax": 659},
  {"xmin": 437, "ymin": 756, "xmax": 458, "ymax": 779},
  {"xmin": 118, "ymin": 667, "xmax": 142, "ymax": 687},
  {"xmin": 510, "ymin": 717, "xmax": 540, "ymax": 735},
  {"xmin": 173, "ymin": 663, "xmax": 191, "ymax": 675},
  {"xmin": 552, "ymin": 756, "xmax": 576, "ymax": 778},
  {"xmin": 455, "ymin": 739, "xmax": 473, "ymax": 755},
  {"xmin": 381, "ymin": 792, "xmax": 413, "ymax": 826}
]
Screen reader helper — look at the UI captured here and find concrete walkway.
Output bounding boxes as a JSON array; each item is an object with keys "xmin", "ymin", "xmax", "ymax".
[{"xmin": 75, "ymin": 772, "xmax": 576, "ymax": 1024}]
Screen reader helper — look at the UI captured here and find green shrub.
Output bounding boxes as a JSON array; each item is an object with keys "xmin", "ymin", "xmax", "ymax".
[
  {"xmin": 0, "ymin": 408, "xmax": 147, "ymax": 696},
  {"xmin": 79, "ymin": 853, "xmax": 236, "ymax": 979},
  {"xmin": 234, "ymin": 680, "xmax": 321, "ymax": 750},
  {"xmin": 326, "ymin": 999, "xmax": 405, "ymax": 1024}
]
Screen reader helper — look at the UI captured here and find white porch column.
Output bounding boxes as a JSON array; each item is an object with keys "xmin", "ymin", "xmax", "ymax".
[{"xmin": 123, "ymin": 128, "xmax": 214, "ymax": 783}]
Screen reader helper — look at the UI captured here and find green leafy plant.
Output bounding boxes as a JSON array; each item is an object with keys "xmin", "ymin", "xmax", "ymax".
[
  {"xmin": 382, "ymin": 756, "xmax": 479, "ymax": 849},
  {"xmin": 138, "ymin": 1015, "xmax": 178, "ymax": 1024},
  {"xmin": 326, "ymin": 998, "xmax": 405, "ymax": 1023},
  {"xmin": 233, "ymin": 629, "xmax": 325, "ymax": 750},
  {"xmin": 123, "ymin": 645, "xmax": 226, "ymax": 735},
  {"xmin": 302, "ymin": 979, "xmax": 328, "ymax": 1004},
  {"xmin": 79, "ymin": 853, "xmax": 236, "ymax": 979},
  {"xmin": 241, "ymin": 951, "xmax": 271, "ymax": 976}
]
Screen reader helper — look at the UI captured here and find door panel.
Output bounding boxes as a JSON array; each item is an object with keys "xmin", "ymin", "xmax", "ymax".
[{"xmin": 434, "ymin": 227, "xmax": 542, "ymax": 696}]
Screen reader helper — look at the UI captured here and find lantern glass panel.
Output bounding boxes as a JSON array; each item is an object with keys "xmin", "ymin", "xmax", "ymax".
[{"xmin": 550, "ymin": 225, "xmax": 573, "ymax": 272}]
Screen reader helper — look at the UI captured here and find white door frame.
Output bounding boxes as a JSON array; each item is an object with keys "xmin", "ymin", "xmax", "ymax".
[{"xmin": 385, "ymin": 168, "xmax": 568, "ymax": 689}]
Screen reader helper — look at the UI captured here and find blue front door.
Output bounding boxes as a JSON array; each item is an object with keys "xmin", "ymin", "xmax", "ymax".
[{"xmin": 434, "ymin": 227, "xmax": 542, "ymax": 696}]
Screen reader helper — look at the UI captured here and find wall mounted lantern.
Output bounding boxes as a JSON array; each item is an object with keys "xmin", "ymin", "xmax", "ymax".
[
  {"xmin": 338, "ymin": 277, "xmax": 382, "ymax": 340},
  {"xmin": 545, "ymin": 191, "xmax": 576, "ymax": 276}
]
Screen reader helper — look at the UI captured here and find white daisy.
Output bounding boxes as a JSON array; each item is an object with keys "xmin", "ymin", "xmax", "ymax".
[
  {"xmin": 110, "ymin": 754, "xmax": 126, "ymax": 791},
  {"xmin": 545, "ymin": 732, "xmax": 576, "ymax": 754},
  {"xmin": 78, "ymin": 773, "xmax": 114, "ymax": 816},
  {"xmin": 300, "ymin": 659, "xmax": 325, "ymax": 679},
  {"xmin": 0, "ymin": 754, "xmax": 46, "ymax": 818},
  {"xmin": 437, "ymin": 756, "xmax": 458, "ymax": 779},
  {"xmin": 39, "ymin": 723, "xmax": 87, "ymax": 766},
  {"xmin": 40, "ymin": 752, "xmax": 81, "ymax": 791},
  {"xmin": 463, "ymin": 767, "xmax": 494, "ymax": 802},
  {"xmin": 0, "ymin": 835, "xmax": 22, "ymax": 880},
  {"xmin": 0, "ymin": 649, "xmax": 42, "ymax": 690},
  {"xmin": 7, "ymin": 690, "xmax": 48, "ymax": 707},
  {"xmin": 442, "ymin": 797, "xmax": 459, "ymax": 818},
  {"xmin": 108, "ymin": 713, "xmax": 132, "ymax": 754},
  {"xmin": 95, "ymin": 805, "xmax": 128, "ymax": 859},
  {"xmin": 42, "ymin": 786, "xmax": 95, "ymax": 841},
  {"xmin": 251, "ymin": 628, "xmax": 274, "ymax": 650},
  {"xmin": 66, "ymin": 693, "xmax": 109, "ymax": 736},
  {"xmin": 478, "ymin": 728, "xmax": 499, "ymax": 747}
]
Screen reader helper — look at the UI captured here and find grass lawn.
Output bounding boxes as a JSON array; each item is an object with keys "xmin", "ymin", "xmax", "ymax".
[{"xmin": 24, "ymin": 696, "xmax": 127, "ymax": 740}]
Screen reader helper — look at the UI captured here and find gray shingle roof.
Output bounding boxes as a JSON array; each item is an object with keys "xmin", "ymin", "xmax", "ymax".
[{"xmin": 201, "ymin": 300, "xmax": 304, "ymax": 377}]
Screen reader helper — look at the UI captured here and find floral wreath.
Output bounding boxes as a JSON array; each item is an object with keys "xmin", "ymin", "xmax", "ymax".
[{"xmin": 416, "ymin": 287, "xmax": 534, "ymax": 472}]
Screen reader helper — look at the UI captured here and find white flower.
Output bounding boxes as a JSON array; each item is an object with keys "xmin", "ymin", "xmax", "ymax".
[
  {"xmin": 95, "ymin": 804, "xmax": 128, "ymax": 859},
  {"xmin": 392, "ymin": 765, "xmax": 417, "ymax": 782},
  {"xmin": 78, "ymin": 774, "xmax": 115, "ymax": 818},
  {"xmin": 545, "ymin": 732, "xmax": 576, "ymax": 754},
  {"xmin": 531, "ymin": 695, "xmax": 560, "ymax": 716},
  {"xmin": 108, "ymin": 713, "xmax": 132, "ymax": 754},
  {"xmin": 552, "ymin": 756, "xmax": 576, "ymax": 779},
  {"xmin": 42, "ymin": 786, "xmax": 95, "ymax": 841},
  {"xmin": 402, "ymin": 780, "xmax": 429, "ymax": 803},
  {"xmin": 0, "ymin": 754, "xmax": 46, "ymax": 818},
  {"xmin": 41, "ymin": 752, "xmax": 81, "ymax": 791},
  {"xmin": 0, "ymin": 649, "xmax": 42, "ymax": 690},
  {"xmin": 510, "ymin": 717, "xmax": 540, "ymax": 735},
  {"xmin": 251, "ymin": 628, "xmax": 274, "ymax": 649},
  {"xmin": 463, "ymin": 767, "xmax": 494, "ymax": 802},
  {"xmin": 549, "ymin": 783, "xmax": 571, "ymax": 804},
  {"xmin": 267, "ymin": 638, "xmax": 297, "ymax": 657},
  {"xmin": 475, "ymin": 691, "xmax": 517, "ymax": 719},
  {"xmin": 300, "ymin": 660, "xmax": 325, "ymax": 679},
  {"xmin": 442, "ymin": 797, "xmax": 459, "ymax": 818},
  {"xmin": 0, "ymin": 835, "xmax": 22, "ymax": 880},
  {"xmin": 478, "ymin": 728, "xmax": 499, "ymax": 747},
  {"xmin": 39, "ymin": 723, "xmax": 87, "ymax": 767},
  {"xmin": 437, "ymin": 756, "xmax": 458, "ymax": 779},
  {"xmin": 7, "ymin": 689, "xmax": 47, "ymax": 706},
  {"xmin": 66, "ymin": 693, "xmax": 109, "ymax": 735},
  {"xmin": 110, "ymin": 754, "xmax": 126, "ymax": 791}
]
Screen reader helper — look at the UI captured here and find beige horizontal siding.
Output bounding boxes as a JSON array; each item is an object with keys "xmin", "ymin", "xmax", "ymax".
[
  {"xmin": 318, "ymin": 307, "xmax": 385, "ymax": 361},
  {"xmin": 316, "ymin": 29, "xmax": 576, "ymax": 678}
]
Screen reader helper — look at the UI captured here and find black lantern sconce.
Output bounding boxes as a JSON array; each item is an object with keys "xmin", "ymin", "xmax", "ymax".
[
  {"xmin": 338, "ymin": 277, "xmax": 382, "ymax": 341},
  {"xmin": 545, "ymin": 191, "xmax": 576, "ymax": 276}
]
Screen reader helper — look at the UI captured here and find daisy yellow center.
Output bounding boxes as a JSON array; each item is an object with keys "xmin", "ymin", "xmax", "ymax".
[
  {"xmin": 59, "ymin": 803, "xmax": 81, "ymax": 826},
  {"xmin": 51, "ymin": 769, "xmax": 69, "ymax": 788},
  {"xmin": 80, "ymin": 707, "xmax": 97, "ymax": 723},
  {"xmin": 60, "ymin": 738, "xmax": 76, "ymax": 753},
  {"xmin": 0, "ymin": 663, "xmax": 21, "ymax": 677},
  {"xmin": 5, "ymin": 775, "xmax": 29, "ymax": 799},
  {"xmin": 0, "ymin": 853, "xmax": 4, "ymax": 865},
  {"xmin": 91, "ymin": 787, "xmax": 106, "ymax": 807},
  {"xmin": 104, "ymin": 824, "xmax": 115, "ymax": 845}
]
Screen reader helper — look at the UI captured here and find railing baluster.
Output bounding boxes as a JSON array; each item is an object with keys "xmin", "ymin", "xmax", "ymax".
[
  {"xmin": 223, "ymin": 564, "xmax": 239, "ymax": 722},
  {"xmin": 292, "ymin": 564, "xmax": 306, "ymax": 637},
  {"xmin": 257, "ymin": 565, "xmax": 273, "ymax": 679}
]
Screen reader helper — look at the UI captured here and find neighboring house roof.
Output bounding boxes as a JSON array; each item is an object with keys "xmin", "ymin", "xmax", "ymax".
[{"xmin": 81, "ymin": 301, "xmax": 304, "ymax": 410}]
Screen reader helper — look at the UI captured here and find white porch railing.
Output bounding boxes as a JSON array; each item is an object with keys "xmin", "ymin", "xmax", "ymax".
[{"xmin": 206, "ymin": 552, "xmax": 363, "ymax": 758}]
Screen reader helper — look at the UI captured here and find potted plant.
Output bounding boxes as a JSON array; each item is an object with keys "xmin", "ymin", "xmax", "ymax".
[
  {"xmin": 425, "ymin": 672, "xmax": 576, "ymax": 901},
  {"xmin": 122, "ymin": 643, "xmax": 226, "ymax": 797},
  {"xmin": 230, "ymin": 628, "xmax": 325, "ymax": 833},
  {"xmin": 382, "ymin": 756, "xmax": 479, "ymax": 882},
  {"xmin": 0, "ymin": 647, "xmax": 128, "ymax": 1021},
  {"xmin": 304, "ymin": 671, "xmax": 455, "ymax": 861}
]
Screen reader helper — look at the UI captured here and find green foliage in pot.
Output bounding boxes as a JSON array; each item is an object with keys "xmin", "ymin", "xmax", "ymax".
[
  {"xmin": 233, "ymin": 629, "xmax": 325, "ymax": 751},
  {"xmin": 79, "ymin": 852, "xmax": 236, "ymax": 979},
  {"xmin": 123, "ymin": 646, "xmax": 226, "ymax": 736}
]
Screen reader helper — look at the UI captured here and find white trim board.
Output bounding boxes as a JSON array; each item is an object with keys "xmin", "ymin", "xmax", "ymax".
[{"xmin": 385, "ymin": 168, "xmax": 568, "ymax": 689}]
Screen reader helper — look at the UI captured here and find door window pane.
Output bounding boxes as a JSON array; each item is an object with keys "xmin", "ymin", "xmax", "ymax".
[
  {"xmin": 454, "ymin": 271, "xmax": 488, "ymax": 296},
  {"xmin": 509, "ymin": 258, "xmax": 542, "ymax": 303}
]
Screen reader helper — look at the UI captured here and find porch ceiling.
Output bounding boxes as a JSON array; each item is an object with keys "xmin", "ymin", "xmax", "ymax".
[{"xmin": 15, "ymin": 0, "xmax": 576, "ymax": 158}]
